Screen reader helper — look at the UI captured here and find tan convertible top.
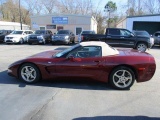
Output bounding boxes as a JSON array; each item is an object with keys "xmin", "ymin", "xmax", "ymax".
[{"xmin": 79, "ymin": 41, "xmax": 119, "ymax": 56}]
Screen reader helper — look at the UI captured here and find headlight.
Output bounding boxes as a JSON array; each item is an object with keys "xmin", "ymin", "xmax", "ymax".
[
  {"xmin": 52, "ymin": 36, "xmax": 55, "ymax": 39},
  {"xmin": 65, "ymin": 36, "xmax": 69, "ymax": 39},
  {"xmin": 37, "ymin": 35, "xmax": 43, "ymax": 39}
]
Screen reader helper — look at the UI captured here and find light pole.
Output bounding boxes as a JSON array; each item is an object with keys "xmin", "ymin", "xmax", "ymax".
[{"xmin": 19, "ymin": 0, "xmax": 22, "ymax": 30}]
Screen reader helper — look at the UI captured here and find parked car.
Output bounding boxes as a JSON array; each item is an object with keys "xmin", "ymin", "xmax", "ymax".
[
  {"xmin": 4, "ymin": 30, "xmax": 33, "ymax": 44},
  {"xmin": 28, "ymin": 30, "xmax": 53, "ymax": 45},
  {"xmin": 8, "ymin": 41, "xmax": 156, "ymax": 90},
  {"xmin": 153, "ymin": 31, "xmax": 160, "ymax": 46},
  {"xmin": 0, "ymin": 30, "xmax": 12, "ymax": 43},
  {"xmin": 80, "ymin": 28, "xmax": 152, "ymax": 52},
  {"xmin": 133, "ymin": 30, "xmax": 154, "ymax": 47},
  {"xmin": 78, "ymin": 30, "xmax": 96, "ymax": 43},
  {"xmin": 52, "ymin": 30, "xmax": 75, "ymax": 45}
]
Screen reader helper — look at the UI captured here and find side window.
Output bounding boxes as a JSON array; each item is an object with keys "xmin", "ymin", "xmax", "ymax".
[
  {"xmin": 108, "ymin": 29, "xmax": 120, "ymax": 36},
  {"xmin": 67, "ymin": 46, "xmax": 102, "ymax": 58},
  {"xmin": 120, "ymin": 30, "xmax": 131, "ymax": 36},
  {"xmin": 24, "ymin": 31, "xmax": 28, "ymax": 34}
]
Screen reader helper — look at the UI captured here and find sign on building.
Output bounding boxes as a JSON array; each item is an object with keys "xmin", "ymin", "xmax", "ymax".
[{"xmin": 52, "ymin": 17, "xmax": 68, "ymax": 24}]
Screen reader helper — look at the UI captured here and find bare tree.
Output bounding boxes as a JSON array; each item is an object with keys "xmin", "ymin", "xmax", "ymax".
[
  {"xmin": 40, "ymin": 0, "xmax": 57, "ymax": 14},
  {"xmin": 143, "ymin": 0, "xmax": 157, "ymax": 14}
]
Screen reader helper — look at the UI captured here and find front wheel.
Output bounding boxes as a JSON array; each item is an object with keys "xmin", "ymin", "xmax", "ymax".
[
  {"xmin": 19, "ymin": 63, "xmax": 41, "ymax": 83},
  {"xmin": 19, "ymin": 38, "xmax": 24, "ymax": 44},
  {"xmin": 109, "ymin": 66, "xmax": 135, "ymax": 90},
  {"xmin": 136, "ymin": 43, "xmax": 147, "ymax": 52}
]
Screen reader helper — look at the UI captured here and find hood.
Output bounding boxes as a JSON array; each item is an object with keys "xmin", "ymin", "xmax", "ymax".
[
  {"xmin": 28, "ymin": 50, "xmax": 61, "ymax": 58},
  {"xmin": 135, "ymin": 35, "xmax": 150, "ymax": 39},
  {"xmin": 30, "ymin": 34, "xmax": 44, "ymax": 37},
  {"xmin": 6, "ymin": 34, "xmax": 22, "ymax": 37},
  {"xmin": 54, "ymin": 34, "xmax": 69, "ymax": 37},
  {"xmin": 117, "ymin": 48, "xmax": 151, "ymax": 57}
]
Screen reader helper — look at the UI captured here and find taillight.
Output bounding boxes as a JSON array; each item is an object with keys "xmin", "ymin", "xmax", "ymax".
[{"xmin": 81, "ymin": 35, "xmax": 84, "ymax": 41}]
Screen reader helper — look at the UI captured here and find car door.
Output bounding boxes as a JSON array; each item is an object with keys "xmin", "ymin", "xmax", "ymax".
[
  {"xmin": 119, "ymin": 29, "xmax": 136, "ymax": 48},
  {"xmin": 54, "ymin": 46, "xmax": 106, "ymax": 80},
  {"xmin": 105, "ymin": 29, "xmax": 121, "ymax": 47}
]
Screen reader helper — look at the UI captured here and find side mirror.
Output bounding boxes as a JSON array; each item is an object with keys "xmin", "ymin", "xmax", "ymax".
[{"xmin": 68, "ymin": 55, "xmax": 74, "ymax": 61}]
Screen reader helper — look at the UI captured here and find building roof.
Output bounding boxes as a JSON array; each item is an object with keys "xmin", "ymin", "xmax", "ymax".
[
  {"xmin": 127, "ymin": 14, "xmax": 160, "ymax": 18},
  {"xmin": 31, "ymin": 14, "xmax": 93, "ymax": 18},
  {"xmin": 0, "ymin": 21, "xmax": 28, "ymax": 26}
]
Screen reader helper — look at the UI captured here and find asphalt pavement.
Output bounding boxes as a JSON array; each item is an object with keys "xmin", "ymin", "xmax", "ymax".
[{"xmin": 0, "ymin": 44, "xmax": 160, "ymax": 120}]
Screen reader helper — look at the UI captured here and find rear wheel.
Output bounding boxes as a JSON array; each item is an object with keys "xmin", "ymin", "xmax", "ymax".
[
  {"xmin": 136, "ymin": 42, "xmax": 147, "ymax": 52},
  {"xmin": 19, "ymin": 63, "xmax": 41, "ymax": 83},
  {"xmin": 109, "ymin": 66, "xmax": 135, "ymax": 90}
]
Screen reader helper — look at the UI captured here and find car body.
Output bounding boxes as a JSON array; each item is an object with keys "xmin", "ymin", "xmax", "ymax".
[
  {"xmin": 133, "ymin": 30, "xmax": 154, "ymax": 47},
  {"xmin": 78, "ymin": 30, "xmax": 96, "ymax": 43},
  {"xmin": 28, "ymin": 30, "xmax": 53, "ymax": 45},
  {"xmin": 153, "ymin": 31, "xmax": 160, "ymax": 45},
  {"xmin": 81, "ymin": 28, "xmax": 152, "ymax": 52},
  {"xmin": 52, "ymin": 30, "xmax": 75, "ymax": 45},
  {"xmin": 8, "ymin": 41, "xmax": 156, "ymax": 90},
  {"xmin": 4, "ymin": 30, "xmax": 33, "ymax": 44},
  {"xmin": 0, "ymin": 30, "xmax": 13, "ymax": 43}
]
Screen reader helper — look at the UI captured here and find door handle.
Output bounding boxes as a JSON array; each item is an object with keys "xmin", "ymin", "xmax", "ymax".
[
  {"xmin": 120, "ymin": 37, "xmax": 124, "ymax": 38},
  {"xmin": 94, "ymin": 60, "xmax": 100, "ymax": 63}
]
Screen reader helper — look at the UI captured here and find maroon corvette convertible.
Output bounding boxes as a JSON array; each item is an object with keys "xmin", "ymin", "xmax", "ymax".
[{"xmin": 8, "ymin": 41, "xmax": 156, "ymax": 90}]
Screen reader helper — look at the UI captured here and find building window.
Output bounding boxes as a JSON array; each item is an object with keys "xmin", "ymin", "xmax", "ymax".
[
  {"xmin": 46, "ymin": 25, "xmax": 56, "ymax": 29},
  {"xmin": 40, "ymin": 27, "xmax": 45, "ymax": 30},
  {"xmin": 76, "ymin": 27, "xmax": 82, "ymax": 35}
]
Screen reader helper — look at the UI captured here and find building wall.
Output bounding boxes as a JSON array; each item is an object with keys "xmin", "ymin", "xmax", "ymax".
[
  {"xmin": 31, "ymin": 14, "xmax": 97, "ymax": 41},
  {"xmin": 0, "ymin": 21, "xmax": 30, "ymax": 30},
  {"xmin": 127, "ymin": 16, "xmax": 160, "ymax": 31},
  {"xmin": 116, "ymin": 18, "xmax": 126, "ymax": 29}
]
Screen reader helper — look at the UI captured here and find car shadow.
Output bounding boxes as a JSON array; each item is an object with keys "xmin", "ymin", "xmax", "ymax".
[
  {"xmin": 73, "ymin": 116, "xmax": 160, "ymax": 120},
  {"xmin": 0, "ymin": 70, "xmax": 121, "ymax": 91},
  {"xmin": 151, "ymin": 45, "xmax": 160, "ymax": 49}
]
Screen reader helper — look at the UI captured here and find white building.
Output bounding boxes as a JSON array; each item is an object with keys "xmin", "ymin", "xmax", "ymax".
[
  {"xmin": 116, "ymin": 14, "xmax": 160, "ymax": 34},
  {"xmin": 30, "ymin": 14, "xmax": 98, "ymax": 41},
  {"xmin": 0, "ymin": 21, "xmax": 30, "ymax": 30}
]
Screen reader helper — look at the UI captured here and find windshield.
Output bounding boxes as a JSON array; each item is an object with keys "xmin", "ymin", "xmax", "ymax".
[
  {"xmin": 57, "ymin": 30, "xmax": 69, "ymax": 34},
  {"xmin": 34, "ymin": 30, "xmax": 45, "ymax": 34},
  {"xmin": 0, "ymin": 30, "xmax": 4, "ymax": 34},
  {"xmin": 81, "ymin": 31, "xmax": 95, "ymax": 34},
  {"xmin": 55, "ymin": 44, "xmax": 79, "ymax": 57},
  {"xmin": 11, "ymin": 31, "xmax": 23, "ymax": 34},
  {"xmin": 134, "ymin": 31, "xmax": 150, "ymax": 37}
]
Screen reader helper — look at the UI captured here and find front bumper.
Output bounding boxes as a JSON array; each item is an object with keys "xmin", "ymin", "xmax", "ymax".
[
  {"xmin": 5, "ymin": 39, "xmax": 20, "ymax": 43},
  {"xmin": 52, "ymin": 39, "xmax": 69, "ymax": 44},
  {"xmin": 28, "ymin": 39, "xmax": 44, "ymax": 44}
]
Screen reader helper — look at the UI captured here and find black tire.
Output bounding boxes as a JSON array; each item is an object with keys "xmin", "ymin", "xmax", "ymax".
[
  {"xmin": 28, "ymin": 42, "xmax": 32, "ymax": 45},
  {"xmin": 42, "ymin": 39, "xmax": 46, "ymax": 45},
  {"xmin": 136, "ymin": 42, "xmax": 147, "ymax": 52},
  {"xmin": 72, "ymin": 38, "xmax": 75, "ymax": 44},
  {"xmin": 52, "ymin": 42, "xmax": 55, "ymax": 45},
  {"xmin": 19, "ymin": 38, "xmax": 24, "ymax": 44},
  {"xmin": 109, "ymin": 66, "xmax": 135, "ymax": 90},
  {"xmin": 19, "ymin": 63, "xmax": 41, "ymax": 83}
]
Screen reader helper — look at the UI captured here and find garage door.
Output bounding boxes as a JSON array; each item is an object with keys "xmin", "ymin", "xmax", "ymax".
[{"xmin": 133, "ymin": 21, "xmax": 160, "ymax": 34}]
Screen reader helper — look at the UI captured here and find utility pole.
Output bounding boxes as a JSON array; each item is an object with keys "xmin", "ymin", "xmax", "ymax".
[
  {"xmin": 104, "ymin": 5, "xmax": 111, "ymax": 28},
  {"xmin": 19, "ymin": 0, "xmax": 22, "ymax": 30}
]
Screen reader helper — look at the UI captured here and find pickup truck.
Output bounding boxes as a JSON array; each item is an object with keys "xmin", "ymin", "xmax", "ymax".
[{"xmin": 80, "ymin": 28, "xmax": 152, "ymax": 52}]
